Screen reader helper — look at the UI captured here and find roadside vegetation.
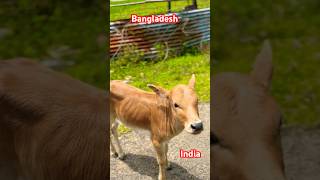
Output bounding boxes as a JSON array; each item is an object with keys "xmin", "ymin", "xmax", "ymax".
[
  {"xmin": 214, "ymin": 0, "xmax": 320, "ymax": 126},
  {"xmin": 110, "ymin": 52, "xmax": 210, "ymax": 102},
  {"xmin": 0, "ymin": 1, "xmax": 106, "ymax": 88}
]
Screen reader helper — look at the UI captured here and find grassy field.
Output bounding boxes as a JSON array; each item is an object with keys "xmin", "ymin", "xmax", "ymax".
[
  {"xmin": 214, "ymin": 0, "xmax": 320, "ymax": 126},
  {"xmin": 110, "ymin": 0, "xmax": 210, "ymax": 21},
  {"xmin": 110, "ymin": 52, "xmax": 210, "ymax": 102},
  {"xmin": 0, "ymin": 2, "xmax": 106, "ymax": 88}
]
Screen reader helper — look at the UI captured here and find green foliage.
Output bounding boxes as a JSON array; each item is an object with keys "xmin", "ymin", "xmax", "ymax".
[
  {"xmin": 118, "ymin": 124, "xmax": 131, "ymax": 134},
  {"xmin": 182, "ymin": 41, "xmax": 210, "ymax": 55},
  {"xmin": 214, "ymin": 0, "xmax": 320, "ymax": 126},
  {"xmin": 65, "ymin": 60, "xmax": 106, "ymax": 89},
  {"xmin": 154, "ymin": 42, "xmax": 168, "ymax": 62},
  {"xmin": 0, "ymin": 2, "xmax": 106, "ymax": 88},
  {"xmin": 110, "ymin": 52, "xmax": 210, "ymax": 102},
  {"xmin": 113, "ymin": 43, "xmax": 145, "ymax": 66}
]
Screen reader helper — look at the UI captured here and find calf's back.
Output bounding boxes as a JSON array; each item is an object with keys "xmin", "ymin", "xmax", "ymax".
[{"xmin": 0, "ymin": 59, "xmax": 108, "ymax": 180}]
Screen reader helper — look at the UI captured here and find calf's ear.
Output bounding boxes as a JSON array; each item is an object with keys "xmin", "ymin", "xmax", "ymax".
[
  {"xmin": 251, "ymin": 40, "xmax": 273, "ymax": 89},
  {"xmin": 147, "ymin": 84, "xmax": 168, "ymax": 98},
  {"xmin": 188, "ymin": 74, "xmax": 196, "ymax": 89}
]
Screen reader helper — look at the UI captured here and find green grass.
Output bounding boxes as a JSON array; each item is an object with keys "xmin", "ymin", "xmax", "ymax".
[
  {"xmin": 0, "ymin": 3, "xmax": 106, "ymax": 89},
  {"xmin": 110, "ymin": 0, "xmax": 210, "ymax": 21},
  {"xmin": 118, "ymin": 124, "xmax": 132, "ymax": 134},
  {"xmin": 214, "ymin": 0, "xmax": 320, "ymax": 126},
  {"xmin": 110, "ymin": 52, "xmax": 210, "ymax": 102}
]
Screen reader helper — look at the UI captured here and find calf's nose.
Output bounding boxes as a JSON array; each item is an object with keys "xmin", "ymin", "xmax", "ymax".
[{"xmin": 191, "ymin": 122, "xmax": 203, "ymax": 131}]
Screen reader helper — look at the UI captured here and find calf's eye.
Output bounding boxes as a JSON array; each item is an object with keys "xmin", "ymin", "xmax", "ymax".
[{"xmin": 174, "ymin": 103, "xmax": 180, "ymax": 108}]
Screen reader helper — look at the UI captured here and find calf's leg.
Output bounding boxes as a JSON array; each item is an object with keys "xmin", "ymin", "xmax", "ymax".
[
  {"xmin": 152, "ymin": 139, "xmax": 167, "ymax": 180},
  {"xmin": 110, "ymin": 121, "xmax": 125, "ymax": 160},
  {"xmin": 164, "ymin": 142, "xmax": 171, "ymax": 170},
  {"xmin": 110, "ymin": 140, "xmax": 118, "ymax": 158},
  {"xmin": 109, "ymin": 114, "xmax": 118, "ymax": 157}
]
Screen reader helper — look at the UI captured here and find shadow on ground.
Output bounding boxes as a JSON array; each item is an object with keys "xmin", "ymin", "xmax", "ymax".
[{"xmin": 122, "ymin": 153, "xmax": 202, "ymax": 180}]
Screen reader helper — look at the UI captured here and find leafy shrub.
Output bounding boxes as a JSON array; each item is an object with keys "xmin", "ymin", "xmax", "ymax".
[{"xmin": 112, "ymin": 43, "xmax": 144, "ymax": 66}]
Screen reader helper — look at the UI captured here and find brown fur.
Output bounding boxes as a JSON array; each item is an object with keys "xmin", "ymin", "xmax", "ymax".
[
  {"xmin": 211, "ymin": 41, "xmax": 286, "ymax": 180},
  {"xmin": 110, "ymin": 75, "xmax": 202, "ymax": 180},
  {"xmin": 0, "ymin": 59, "xmax": 108, "ymax": 180}
]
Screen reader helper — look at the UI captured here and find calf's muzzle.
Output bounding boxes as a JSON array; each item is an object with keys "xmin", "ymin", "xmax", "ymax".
[{"xmin": 190, "ymin": 121, "xmax": 203, "ymax": 132}]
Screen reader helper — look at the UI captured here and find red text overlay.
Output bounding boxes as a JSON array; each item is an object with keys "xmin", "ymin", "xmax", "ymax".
[
  {"xmin": 179, "ymin": 149, "xmax": 202, "ymax": 158},
  {"xmin": 130, "ymin": 14, "xmax": 179, "ymax": 24}
]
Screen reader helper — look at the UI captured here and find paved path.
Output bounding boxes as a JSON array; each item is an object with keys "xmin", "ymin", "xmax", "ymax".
[
  {"xmin": 110, "ymin": 103, "xmax": 210, "ymax": 180},
  {"xmin": 282, "ymin": 126, "xmax": 320, "ymax": 180}
]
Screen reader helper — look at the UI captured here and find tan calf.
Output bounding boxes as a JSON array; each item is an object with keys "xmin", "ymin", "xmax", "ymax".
[
  {"xmin": 110, "ymin": 75, "xmax": 203, "ymax": 180},
  {"xmin": 212, "ymin": 41, "xmax": 286, "ymax": 180},
  {"xmin": 0, "ymin": 59, "xmax": 108, "ymax": 180}
]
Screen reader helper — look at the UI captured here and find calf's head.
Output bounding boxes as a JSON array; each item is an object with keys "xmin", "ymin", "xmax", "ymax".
[
  {"xmin": 148, "ymin": 74, "xmax": 203, "ymax": 134},
  {"xmin": 212, "ymin": 41, "xmax": 286, "ymax": 180}
]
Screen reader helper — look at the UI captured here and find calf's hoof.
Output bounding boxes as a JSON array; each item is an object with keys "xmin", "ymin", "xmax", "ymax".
[
  {"xmin": 111, "ymin": 152, "xmax": 118, "ymax": 158},
  {"xmin": 166, "ymin": 161, "xmax": 172, "ymax": 170},
  {"xmin": 118, "ymin": 154, "xmax": 126, "ymax": 160}
]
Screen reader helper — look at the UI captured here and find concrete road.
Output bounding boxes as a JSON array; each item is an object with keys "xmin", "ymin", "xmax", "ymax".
[
  {"xmin": 282, "ymin": 126, "xmax": 320, "ymax": 180},
  {"xmin": 110, "ymin": 103, "xmax": 210, "ymax": 180}
]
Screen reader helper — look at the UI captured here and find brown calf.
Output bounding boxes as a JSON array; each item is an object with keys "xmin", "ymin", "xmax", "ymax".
[
  {"xmin": 211, "ymin": 41, "xmax": 286, "ymax": 180},
  {"xmin": 110, "ymin": 75, "xmax": 203, "ymax": 180},
  {"xmin": 0, "ymin": 59, "xmax": 108, "ymax": 180}
]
